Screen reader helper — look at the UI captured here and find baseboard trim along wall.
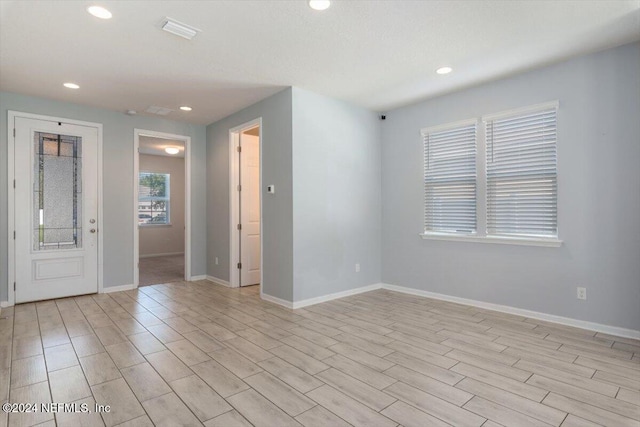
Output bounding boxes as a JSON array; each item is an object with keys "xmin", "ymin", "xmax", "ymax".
[
  {"xmin": 189, "ymin": 275, "xmax": 207, "ymax": 281},
  {"xmin": 0, "ymin": 301, "xmax": 10, "ymax": 308},
  {"xmin": 381, "ymin": 283, "xmax": 640, "ymax": 340},
  {"xmin": 261, "ymin": 283, "xmax": 383, "ymax": 310},
  {"xmin": 101, "ymin": 284, "xmax": 137, "ymax": 293},
  {"xmin": 292, "ymin": 283, "xmax": 384, "ymax": 309},
  {"xmin": 206, "ymin": 276, "xmax": 231, "ymax": 287},
  {"xmin": 139, "ymin": 252, "xmax": 184, "ymax": 259},
  {"xmin": 260, "ymin": 281, "xmax": 640, "ymax": 339},
  {"xmin": 260, "ymin": 292, "xmax": 294, "ymax": 309}
]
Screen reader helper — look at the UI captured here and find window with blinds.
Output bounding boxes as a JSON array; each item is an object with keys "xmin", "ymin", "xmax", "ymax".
[
  {"xmin": 485, "ymin": 106, "xmax": 558, "ymax": 237},
  {"xmin": 422, "ymin": 121, "xmax": 477, "ymax": 234}
]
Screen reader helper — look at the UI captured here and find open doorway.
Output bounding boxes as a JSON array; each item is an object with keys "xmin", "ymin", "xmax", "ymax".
[
  {"xmin": 230, "ymin": 119, "xmax": 262, "ymax": 288},
  {"xmin": 134, "ymin": 130, "xmax": 191, "ymax": 287}
]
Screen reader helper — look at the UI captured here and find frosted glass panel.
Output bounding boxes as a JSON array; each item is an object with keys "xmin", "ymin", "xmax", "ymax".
[{"xmin": 33, "ymin": 132, "xmax": 82, "ymax": 250}]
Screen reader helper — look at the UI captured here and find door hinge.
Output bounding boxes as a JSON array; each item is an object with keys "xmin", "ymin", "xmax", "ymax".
[
  {"xmin": 13, "ymin": 231, "xmax": 15, "ymax": 240},
  {"xmin": 237, "ymin": 262, "xmax": 242, "ymax": 269},
  {"xmin": 14, "ymin": 282, "xmax": 16, "ymax": 291},
  {"xmin": 237, "ymin": 146, "xmax": 242, "ymax": 153},
  {"xmin": 13, "ymin": 128, "xmax": 15, "ymax": 137},
  {"xmin": 237, "ymin": 224, "xmax": 242, "ymax": 230},
  {"xmin": 13, "ymin": 179, "xmax": 16, "ymax": 189},
  {"xmin": 237, "ymin": 184, "xmax": 241, "ymax": 191}
]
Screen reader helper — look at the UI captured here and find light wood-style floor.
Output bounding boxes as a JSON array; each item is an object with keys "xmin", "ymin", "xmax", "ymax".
[{"xmin": 1, "ymin": 281, "xmax": 639, "ymax": 427}]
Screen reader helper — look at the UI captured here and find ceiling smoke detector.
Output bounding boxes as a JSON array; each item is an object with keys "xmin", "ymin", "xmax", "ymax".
[{"xmin": 161, "ymin": 18, "xmax": 201, "ymax": 40}]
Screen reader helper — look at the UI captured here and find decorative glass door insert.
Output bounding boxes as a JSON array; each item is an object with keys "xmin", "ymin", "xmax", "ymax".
[{"xmin": 33, "ymin": 132, "xmax": 82, "ymax": 250}]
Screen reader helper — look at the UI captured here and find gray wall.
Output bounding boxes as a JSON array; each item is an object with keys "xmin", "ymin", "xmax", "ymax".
[
  {"xmin": 206, "ymin": 88, "xmax": 294, "ymax": 301},
  {"xmin": 292, "ymin": 88, "xmax": 381, "ymax": 301},
  {"xmin": 381, "ymin": 42, "xmax": 640, "ymax": 330},
  {"xmin": 0, "ymin": 92, "xmax": 207, "ymax": 301}
]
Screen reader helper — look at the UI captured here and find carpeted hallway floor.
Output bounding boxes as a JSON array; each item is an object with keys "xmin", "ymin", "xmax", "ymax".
[{"xmin": 139, "ymin": 254, "xmax": 184, "ymax": 286}]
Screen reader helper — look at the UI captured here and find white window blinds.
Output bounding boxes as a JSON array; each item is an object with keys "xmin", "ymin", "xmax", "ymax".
[
  {"xmin": 485, "ymin": 106, "xmax": 558, "ymax": 237},
  {"xmin": 423, "ymin": 121, "xmax": 477, "ymax": 234}
]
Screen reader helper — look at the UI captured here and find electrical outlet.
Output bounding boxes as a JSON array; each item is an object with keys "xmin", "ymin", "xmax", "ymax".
[
  {"xmin": 355, "ymin": 263, "xmax": 360, "ymax": 273},
  {"xmin": 577, "ymin": 287, "xmax": 587, "ymax": 300},
  {"xmin": 215, "ymin": 257, "xmax": 219, "ymax": 265}
]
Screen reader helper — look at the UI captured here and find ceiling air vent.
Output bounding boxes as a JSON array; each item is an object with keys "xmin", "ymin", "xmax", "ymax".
[
  {"xmin": 145, "ymin": 106, "xmax": 173, "ymax": 116},
  {"xmin": 161, "ymin": 18, "xmax": 201, "ymax": 40}
]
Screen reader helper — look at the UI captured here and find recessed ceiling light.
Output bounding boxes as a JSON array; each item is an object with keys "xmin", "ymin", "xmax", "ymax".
[
  {"xmin": 87, "ymin": 6, "xmax": 112, "ymax": 19},
  {"xmin": 179, "ymin": 106, "xmax": 192, "ymax": 111},
  {"xmin": 308, "ymin": 0, "xmax": 331, "ymax": 11},
  {"xmin": 63, "ymin": 82, "xmax": 80, "ymax": 89},
  {"xmin": 436, "ymin": 66, "xmax": 453, "ymax": 75},
  {"xmin": 165, "ymin": 147, "xmax": 180, "ymax": 155}
]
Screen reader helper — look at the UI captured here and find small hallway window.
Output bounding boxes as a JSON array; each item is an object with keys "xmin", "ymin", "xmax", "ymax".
[{"xmin": 139, "ymin": 172, "xmax": 170, "ymax": 225}]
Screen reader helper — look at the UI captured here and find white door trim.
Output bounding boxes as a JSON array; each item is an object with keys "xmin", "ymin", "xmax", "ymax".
[
  {"xmin": 133, "ymin": 129, "xmax": 192, "ymax": 287},
  {"xmin": 7, "ymin": 111, "xmax": 104, "ymax": 306},
  {"xmin": 229, "ymin": 118, "xmax": 262, "ymax": 289}
]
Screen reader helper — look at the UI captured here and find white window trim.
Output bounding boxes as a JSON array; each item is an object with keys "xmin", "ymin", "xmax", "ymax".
[
  {"xmin": 419, "ymin": 232, "xmax": 562, "ymax": 247},
  {"xmin": 420, "ymin": 117, "xmax": 478, "ymax": 135},
  {"xmin": 421, "ymin": 101, "xmax": 562, "ymax": 247},
  {"xmin": 481, "ymin": 101, "xmax": 559, "ymax": 122}
]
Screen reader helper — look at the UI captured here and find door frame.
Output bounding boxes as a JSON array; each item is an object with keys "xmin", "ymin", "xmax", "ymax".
[
  {"xmin": 133, "ymin": 129, "xmax": 192, "ymax": 287},
  {"xmin": 228, "ymin": 118, "xmax": 262, "ymax": 288},
  {"xmin": 6, "ymin": 111, "xmax": 104, "ymax": 307}
]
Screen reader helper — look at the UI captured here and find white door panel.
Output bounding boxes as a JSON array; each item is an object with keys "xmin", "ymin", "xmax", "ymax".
[
  {"xmin": 239, "ymin": 133, "xmax": 260, "ymax": 286},
  {"xmin": 14, "ymin": 117, "xmax": 99, "ymax": 303}
]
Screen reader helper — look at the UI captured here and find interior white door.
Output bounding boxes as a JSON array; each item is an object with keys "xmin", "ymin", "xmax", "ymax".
[
  {"xmin": 239, "ymin": 132, "xmax": 261, "ymax": 286},
  {"xmin": 14, "ymin": 117, "xmax": 99, "ymax": 303}
]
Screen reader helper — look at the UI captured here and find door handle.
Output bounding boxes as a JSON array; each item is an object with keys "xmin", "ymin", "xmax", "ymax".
[{"xmin": 90, "ymin": 229, "xmax": 97, "ymax": 233}]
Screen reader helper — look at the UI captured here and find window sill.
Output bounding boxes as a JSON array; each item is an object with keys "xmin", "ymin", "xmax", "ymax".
[
  {"xmin": 139, "ymin": 223, "xmax": 172, "ymax": 228},
  {"xmin": 419, "ymin": 233, "xmax": 562, "ymax": 247}
]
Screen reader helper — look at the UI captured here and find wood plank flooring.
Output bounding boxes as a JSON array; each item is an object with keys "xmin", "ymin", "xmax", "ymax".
[{"xmin": 0, "ymin": 281, "xmax": 638, "ymax": 426}]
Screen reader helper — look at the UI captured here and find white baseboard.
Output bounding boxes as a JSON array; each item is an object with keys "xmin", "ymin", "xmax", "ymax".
[
  {"xmin": 101, "ymin": 284, "xmax": 137, "ymax": 293},
  {"xmin": 139, "ymin": 252, "xmax": 184, "ymax": 259},
  {"xmin": 189, "ymin": 275, "xmax": 207, "ymax": 281},
  {"xmin": 260, "ymin": 283, "xmax": 383, "ymax": 310},
  {"xmin": 260, "ymin": 291, "xmax": 294, "ymax": 309},
  {"xmin": 206, "ymin": 276, "xmax": 232, "ymax": 288},
  {"xmin": 0, "ymin": 301, "xmax": 11, "ymax": 308},
  {"xmin": 292, "ymin": 283, "xmax": 383, "ymax": 309},
  {"xmin": 381, "ymin": 283, "xmax": 640, "ymax": 340}
]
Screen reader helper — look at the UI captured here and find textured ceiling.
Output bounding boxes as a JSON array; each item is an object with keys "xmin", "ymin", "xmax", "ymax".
[{"xmin": 1, "ymin": 1, "xmax": 639, "ymax": 125}]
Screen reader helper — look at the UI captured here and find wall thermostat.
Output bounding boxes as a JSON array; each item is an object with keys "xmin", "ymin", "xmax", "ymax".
[{"xmin": 267, "ymin": 185, "xmax": 275, "ymax": 194}]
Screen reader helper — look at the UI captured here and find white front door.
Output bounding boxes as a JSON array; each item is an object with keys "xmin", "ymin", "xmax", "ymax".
[
  {"xmin": 14, "ymin": 116, "xmax": 99, "ymax": 303},
  {"xmin": 239, "ymin": 132, "xmax": 261, "ymax": 286}
]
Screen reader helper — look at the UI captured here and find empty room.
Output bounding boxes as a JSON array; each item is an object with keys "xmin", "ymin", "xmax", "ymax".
[{"xmin": 0, "ymin": 1, "xmax": 639, "ymax": 427}]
